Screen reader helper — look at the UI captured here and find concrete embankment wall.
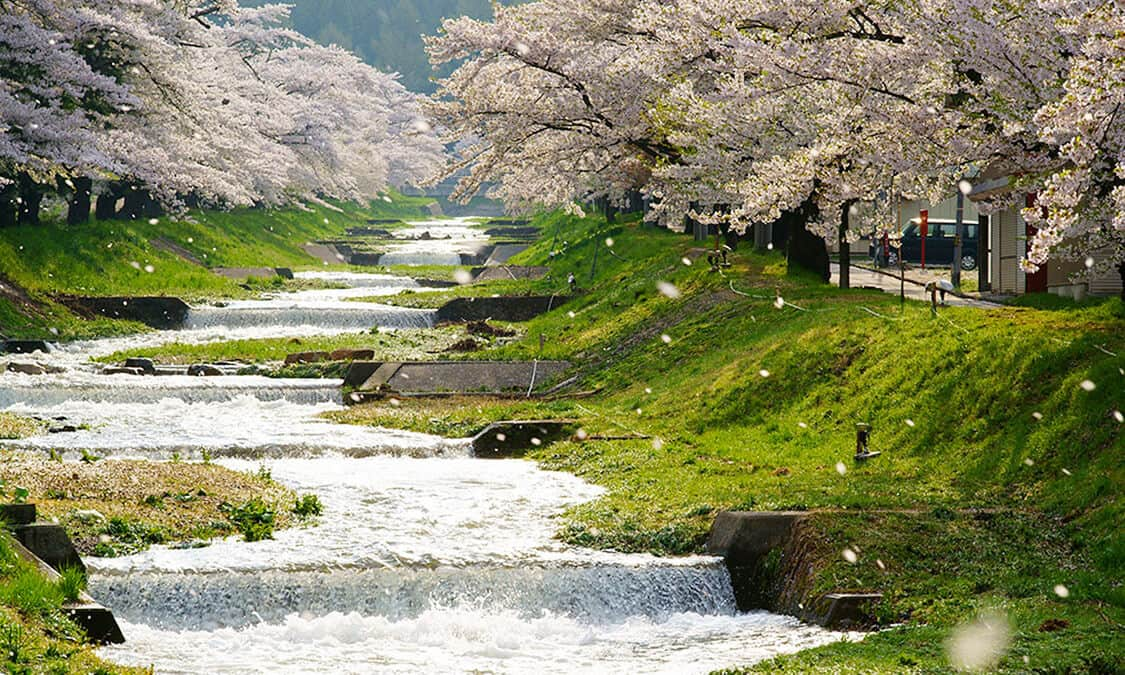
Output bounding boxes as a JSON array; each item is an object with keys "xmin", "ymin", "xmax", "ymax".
[
  {"xmin": 347, "ymin": 360, "xmax": 570, "ymax": 395},
  {"xmin": 706, "ymin": 511, "xmax": 881, "ymax": 629}
]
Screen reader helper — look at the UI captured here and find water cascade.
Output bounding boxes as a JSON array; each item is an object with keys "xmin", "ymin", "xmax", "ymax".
[{"xmin": 0, "ymin": 237, "xmax": 855, "ymax": 673}]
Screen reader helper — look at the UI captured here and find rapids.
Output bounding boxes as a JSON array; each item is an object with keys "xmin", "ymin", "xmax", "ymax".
[{"xmin": 0, "ymin": 254, "xmax": 857, "ymax": 673}]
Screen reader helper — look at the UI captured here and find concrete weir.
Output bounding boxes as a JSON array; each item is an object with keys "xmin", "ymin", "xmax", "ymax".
[
  {"xmin": 345, "ymin": 360, "xmax": 571, "ymax": 397},
  {"xmin": 436, "ymin": 295, "xmax": 565, "ymax": 323},
  {"xmin": 59, "ymin": 296, "xmax": 190, "ymax": 329},
  {"xmin": 3, "ymin": 505, "xmax": 125, "ymax": 644},
  {"xmin": 706, "ymin": 511, "xmax": 881, "ymax": 629},
  {"xmin": 471, "ymin": 420, "xmax": 576, "ymax": 458}
]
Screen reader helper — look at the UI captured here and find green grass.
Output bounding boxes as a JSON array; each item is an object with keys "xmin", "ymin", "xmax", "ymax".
[
  {"xmin": 93, "ymin": 327, "xmax": 466, "ymax": 366},
  {"xmin": 332, "ymin": 208, "xmax": 1124, "ymax": 673},
  {"xmin": 0, "ymin": 535, "xmax": 142, "ymax": 673},
  {"xmin": 0, "ymin": 191, "xmax": 436, "ymax": 339}
]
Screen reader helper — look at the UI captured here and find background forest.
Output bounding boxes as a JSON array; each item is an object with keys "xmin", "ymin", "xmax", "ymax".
[{"xmin": 248, "ymin": 0, "xmax": 517, "ymax": 92}]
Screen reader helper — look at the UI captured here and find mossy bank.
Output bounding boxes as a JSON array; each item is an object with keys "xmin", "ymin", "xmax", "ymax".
[
  {"xmin": 333, "ymin": 210, "xmax": 1123, "ymax": 673},
  {"xmin": 0, "ymin": 192, "xmax": 435, "ymax": 340}
]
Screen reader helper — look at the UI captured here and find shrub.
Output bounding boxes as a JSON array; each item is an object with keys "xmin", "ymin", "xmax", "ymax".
[
  {"xmin": 293, "ymin": 494, "xmax": 323, "ymax": 518},
  {"xmin": 220, "ymin": 498, "xmax": 275, "ymax": 542}
]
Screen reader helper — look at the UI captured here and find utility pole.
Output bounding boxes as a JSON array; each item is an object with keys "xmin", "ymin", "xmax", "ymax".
[{"xmin": 952, "ymin": 188, "xmax": 965, "ymax": 288}]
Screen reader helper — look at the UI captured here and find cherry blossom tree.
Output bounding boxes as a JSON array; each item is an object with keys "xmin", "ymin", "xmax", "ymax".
[
  {"xmin": 1, "ymin": 0, "xmax": 444, "ymax": 224},
  {"xmin": 428, "ymin": 0, "xmax": 1122, "ymax": 287}
]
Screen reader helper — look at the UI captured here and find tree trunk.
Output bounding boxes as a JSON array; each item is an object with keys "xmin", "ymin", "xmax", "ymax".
[
  {"xmin": 17, "ymin": 174, "xmax": 42, "ymax": 226},
  {"xmin": 838, "ymin": 200, "xmax": 854, "ymax": 289},
  {"xmin": 95, "ymin": 183, "xmax": 123, "ymax": 221},
  {"xmin": 783, "ymin": 199, "xmax": 830, "ymax": 283},
  {"xmin": 67, "ymin": 177, "xmax": 92, "ymax": 225},
  {"xmin": 121, "ymin": 186, "xmax": 147, "ymax": 221},
  {"xmin": 0, "ymin": 183, "xmax": 17, "ymax": 227}
]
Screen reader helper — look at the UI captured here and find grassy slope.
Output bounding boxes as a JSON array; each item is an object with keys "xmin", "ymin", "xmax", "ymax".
[
  {"xmin": 333, "ymin": 210, "xmax": 1124, "ymax": 672},
  {"xmin": 0, "ymin": 192, "xmax": 434, "ymax": 339},
  {"xmin": 0, "ymin": 531, "xmax": 146, "ymax": 674}
]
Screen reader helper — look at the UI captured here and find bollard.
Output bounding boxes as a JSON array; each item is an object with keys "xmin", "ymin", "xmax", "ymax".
[{"xmin": 855, "ymin": 423, "xmax": 880, "ymax": 461}]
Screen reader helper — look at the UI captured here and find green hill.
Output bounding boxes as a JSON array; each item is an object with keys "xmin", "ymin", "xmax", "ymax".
[{"xmin": 336, "ymin": 210, "xmax": 1125, "ymax": 673}]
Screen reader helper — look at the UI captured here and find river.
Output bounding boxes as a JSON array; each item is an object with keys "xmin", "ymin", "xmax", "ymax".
[{"xmin": 0, "ymin": 219, "xmax": 855, "ymax": 673}]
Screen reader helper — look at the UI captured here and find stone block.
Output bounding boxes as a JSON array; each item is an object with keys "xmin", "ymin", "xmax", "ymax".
[
  {"xmin": 124, "ymin": 357, "xmax": 156, "ymax": 375},
  {"xmin": 1, "ymin": 340, "xmax": 53, "ymax": 354},
  {"xmin": 0, "ymin": 503, "xmax": 36, "ymax": 527},
  {"xmin": 15, "ymin": 523, "xmax": 85, "ymax": 574}
]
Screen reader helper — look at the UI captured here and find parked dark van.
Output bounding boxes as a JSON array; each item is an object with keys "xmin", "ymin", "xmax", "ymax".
[{"xmin": 887, "ymin": 220, "xmax": 980, "ymax": 270}]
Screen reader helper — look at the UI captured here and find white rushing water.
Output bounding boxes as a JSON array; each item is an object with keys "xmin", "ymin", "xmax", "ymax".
[
  {"xmin": 0, "ymin": 248, "xmax": 856, "ymax": 673},
  {"xmin": 376, "ymin": 217, "xmax": 490, "ymax": 267}
]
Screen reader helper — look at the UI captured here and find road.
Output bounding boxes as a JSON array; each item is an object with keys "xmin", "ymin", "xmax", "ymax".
[{"xmin": 830, "ymin": 263, "xmax": 1003, "ymax": 309}]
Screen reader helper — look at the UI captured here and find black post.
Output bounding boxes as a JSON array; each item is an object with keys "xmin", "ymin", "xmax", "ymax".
[
  {"xmin": 977, "ymin": 215, "xmax": 990, "ymax": 292},
  {"xmin": 952, "ymin": 189, "xmax": 965, "ymax": 288},
  {"xmin": 839, "ymin": 201, "xmax": 853, "ymax": 290}
]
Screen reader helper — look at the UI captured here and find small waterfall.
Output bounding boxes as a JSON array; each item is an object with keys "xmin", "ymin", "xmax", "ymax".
[
  {"xmin": 293, "ymin": 271, "xmax": 421, "ymax": 290},
  {"xmin": 377, "ymin": 252, "xmax": 464, "ymax": 267},
  {"xmin": 0, "ymin": 379, "xmax": 343, "ymax": 408},
  {"xmin": 90, "ymin": 564, "xmax": 737, "ymax": 631},
  {"xmin": 184, "ymin": 305, "xmax": 434, "ymax": 331}
]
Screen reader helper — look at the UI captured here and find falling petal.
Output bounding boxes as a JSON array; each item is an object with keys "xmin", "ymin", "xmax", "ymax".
[
  {"xmin": 773, "ymin": 296, "xmax": 785, "ymax": 309},
  {"xmin": 681, "ymin": 257, "xmax": 693, "ymax": 266},
  {"xmin": 635, "ymin": 408, "xmax": 643, "ymax": 415},
  {"xmin": 958, "ymin": 180, "xmax": 973, "ymax": 195},
  {"xmin": 1024, "ymin": 458, "xmax": 1035, "ymax": 466},
  {"xmin": 453, "ymin": 269, "xmax": 473, "ymax": 285},
  {"xmin": 657, "ymin": 281, "xmax": 681, "ymax": 299},
  {"xmin": 567, "ymin": 311, "xmax": 576, "ymax": 318},
  {"xmin": 1113, "ymin": 410, "xmax": 1123, "ymax": 423},
  {"xmin": 605, "ymin": 237, "xmax": 614, "ymax": 247},
  {"xmin": 530, "ymin": 437, "xmax": 542, "ymax": 446},
  {"xmin": 495, "ymin": 433, "xmax": 506, "ymax": 442},
  {"xmin": 144, "ymin": 265, "xmax": 154, "ymax": 273},
  {"xmin": 575, "ymin": 428, "xmax": 588, "ymax": 441},
  {"xmin": 1032, "ymin": 412, "xmax": 1043, "ymax": 421},
  {"xmin": 759, "ymin": 369, "xmax": 770, "ymax": 378},
  {"xmin": 798, "ymin": 422, "xmax": 808, "ymax": 429},
  {"xmin": 129, "ymin": 261, "xmax": 141, "ymax": 270},
  {"xmin": 652, "ymin": 437, "xmax": 664, "ymax": 450},
  {"xmin": 660, "ymin": 334, "xmax": 672, "ymax": 344},
  {"xmin": 1054, "ymin": 584, "xmax": 1069, "ymax": 598},
  {"xmin": 876, "ymin": 559, "xmax": 886, "ymax": 570},
  {"xmin": 835, "ymin": 462, "xmax": 847, "ymax": 476},
  {"xmin": 644, "ymin": 387, "xmax": 652, "ymax": 394},
  {"xmin": 946, "ymin": 611, "xmax": 1012, "ymax": 672},
  {"xmin": 767, "ymin": 243, "xmax": 774, "ymax": 250},
  {"xmin": 1080, "ymin": 380, "xmax": 1096, "ymax": 391},
  {"xmin": 842, "ymin": 548, "xmax": 858, "ymax": 563},
  {"xmin": 1061, "ymin": 468, "xmax": 1072, "ymax": 476},
  {"xmin": 1085, "ymin": 256, "xmax": 1095, "ymax": 269},
  {"xmin": 905, "ymin": 418, "xmax": 915, "ymax": 427}
]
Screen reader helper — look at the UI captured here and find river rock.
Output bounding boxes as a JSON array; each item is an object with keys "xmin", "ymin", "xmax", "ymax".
[
  {"xmin": 328, "ymin": 349, "xmax": 375, "ymax": 361},
  {"xmin": 6, "ymin": 362, "xmax": 63, "ymax": 376},
  {"xmin": 48, "ymin": 425, "xmax": 79, "ymax": 433},
  {"xmin": 187, "ymin": 364, "xmax": 223, "ymax": 377},
  {"xmin": 124, "ymin": 357, "xmax": 157, "ymax": 375},
  {"xmin": 102, "ymin": 367, "xmax": 146, "ymax": 376},
  {"xmin": 284, "ymin": 351, "xmax": 330, "ymax": 365}
]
